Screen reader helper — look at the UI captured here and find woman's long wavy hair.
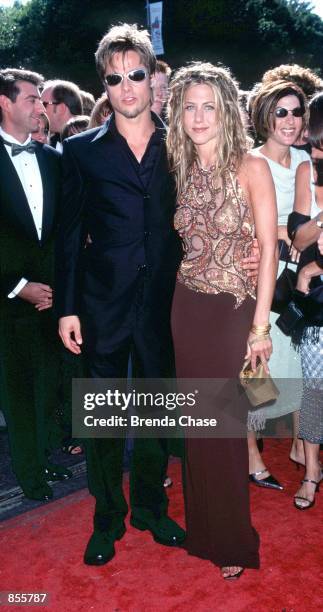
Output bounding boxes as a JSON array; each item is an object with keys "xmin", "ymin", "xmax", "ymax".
[{"xmin": 166, "ymin": 62, "xmax": 250, "ymax": 195}]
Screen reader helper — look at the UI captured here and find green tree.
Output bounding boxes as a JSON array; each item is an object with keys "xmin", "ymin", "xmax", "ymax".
[{"xmin": 0, "ymin": 0, "xmax": 322, "ymax": 91}]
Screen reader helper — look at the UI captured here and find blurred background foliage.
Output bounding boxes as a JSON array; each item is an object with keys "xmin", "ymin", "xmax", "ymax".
[{"xmin": 0, "ymin": 0, "xmax": 322, "ymax": 94}]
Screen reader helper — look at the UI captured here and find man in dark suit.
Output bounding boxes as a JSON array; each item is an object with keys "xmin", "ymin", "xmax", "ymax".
[
  {"xmin": 56, "ymin": 24, "xmax": 185, "ymax": 565},
  {"xmin": 41, "ymin": 80, "xmax": 83, "ymax": 152},
  {"xmin": 0, "ymin": 68, "xmax": 71, "ymax": 501}
]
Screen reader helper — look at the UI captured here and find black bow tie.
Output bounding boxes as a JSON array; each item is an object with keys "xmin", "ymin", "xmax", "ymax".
[{"xmin": 1, "ymin": 137, "xmax": 38, "ymax": 156}]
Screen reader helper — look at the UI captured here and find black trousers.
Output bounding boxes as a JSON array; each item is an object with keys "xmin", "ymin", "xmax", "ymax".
[
  {"xmin": 82, "ymin": 273, "xmax": 175, "ymax": 522},
  {"xmin": 1, "ymin": 311, "xmax": 62, "ymax": 490}
]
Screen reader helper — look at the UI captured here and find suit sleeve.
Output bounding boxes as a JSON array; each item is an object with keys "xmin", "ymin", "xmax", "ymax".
[
  {"xmin": 1, "ymin": 274, "xmax": 28, "ymax": 300},
  {"xmin": 54, "ymin": 140, "xmax": 86, "ymax": 318}
]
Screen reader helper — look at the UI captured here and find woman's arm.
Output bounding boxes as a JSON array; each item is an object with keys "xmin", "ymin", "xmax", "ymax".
[
  {"xmin": 243, "ymin": 154, "xmax": 278, "ymax": 371},
  {"xmin": 296, "ymin": 260, "xmax": 323, "ymax": 294},
  {"xmin": 291, "ymin": 161, "xmax": 323, "ymax": 251}
]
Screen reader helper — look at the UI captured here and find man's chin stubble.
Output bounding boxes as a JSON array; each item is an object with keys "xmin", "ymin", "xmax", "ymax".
[{"xmin": 117, "ymin": 100, "xmax": 151, "ymax": 120}]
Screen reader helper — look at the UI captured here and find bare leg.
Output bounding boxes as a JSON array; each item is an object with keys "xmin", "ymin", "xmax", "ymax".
[
  {"xmin": 289, "ymin": 410, "xmax": 305, "ymax": 466},
  {"xmin": 294, "ymin": 440, "xmax": 321, "ymax": 509},
  {"xmin": 248, "ymin": 431, "xmax": 269, "ymax": 479}
]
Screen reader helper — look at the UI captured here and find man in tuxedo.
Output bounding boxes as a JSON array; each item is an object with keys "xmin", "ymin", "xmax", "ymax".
[
  {"xmin": 56, "ymin": 24, "xmax": 185, "ymax": 565},
  {"xmin": 0, "ymin": 68, "xmax": 71, "ymax": 501}
]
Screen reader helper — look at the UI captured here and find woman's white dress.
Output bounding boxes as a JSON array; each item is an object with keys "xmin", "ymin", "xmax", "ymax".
[{"xmin": 249, "ymin": 147, "xmax": 310, "ymax": 429}]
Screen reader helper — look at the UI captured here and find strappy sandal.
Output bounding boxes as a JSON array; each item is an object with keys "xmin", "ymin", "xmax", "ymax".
[
  {"xmin": 294, "ymin": 478, "xmax": 320, "ymax": 511},
  {"xmin": 221, "ymin": 566, "xmax": 244, "ymax": 580}
]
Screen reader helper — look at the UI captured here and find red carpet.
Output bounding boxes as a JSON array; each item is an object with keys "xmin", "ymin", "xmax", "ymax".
[{"xmin": 0, "ymin": 439, "xmax": 322, "ymax": 612}]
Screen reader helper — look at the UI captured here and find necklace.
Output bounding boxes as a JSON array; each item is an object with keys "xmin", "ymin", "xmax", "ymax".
[{"xmin": 196, "ymin": 159, "xmax": 215, "ymax": 172}]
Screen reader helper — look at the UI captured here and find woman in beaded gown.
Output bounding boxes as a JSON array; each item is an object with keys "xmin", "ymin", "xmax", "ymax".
[{"xmin": 167, "ymin": 63, "xmax": 278, "ymax": 579}]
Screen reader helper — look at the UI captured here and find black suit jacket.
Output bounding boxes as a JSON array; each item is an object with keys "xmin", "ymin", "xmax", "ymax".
[
  {"xmin": 55, "ymin": 114, "xmax": 183, "ymax": 354},
  {"xmin": 0, "ymin": 141, "xmax": 61, "ymax": 319}
]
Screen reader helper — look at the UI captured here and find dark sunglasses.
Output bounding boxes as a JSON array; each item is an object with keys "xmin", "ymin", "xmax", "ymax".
[
  {"xmin": 273, "ymin": 106, "xmax": 305, "ymax": 118},
  {"xmin": 104, "ymin": 68, "xmax": 147, "ymax": 87},
  {"xmin": 42, "ymin": 101, "xmax": 59, "ymax": 109}
]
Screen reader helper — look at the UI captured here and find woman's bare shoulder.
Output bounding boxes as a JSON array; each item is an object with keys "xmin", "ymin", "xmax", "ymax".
[
  {"xmin": 239, "ymin": 151, "xmax": 271, "ymax": 180},
  {"xmin": 243, "ymin": 150, "xmax": 270, "ymax": 171}
]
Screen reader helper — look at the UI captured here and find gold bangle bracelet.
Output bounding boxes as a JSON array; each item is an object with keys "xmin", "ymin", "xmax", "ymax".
[{"xmin": 250, "ymin": 324, "xmax": 271, "ymax": 335}]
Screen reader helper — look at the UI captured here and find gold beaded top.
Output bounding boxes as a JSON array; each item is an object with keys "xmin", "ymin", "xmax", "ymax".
[{"xmin": 174, "ymin": 161, "xmax": 256, "ymax": 308}]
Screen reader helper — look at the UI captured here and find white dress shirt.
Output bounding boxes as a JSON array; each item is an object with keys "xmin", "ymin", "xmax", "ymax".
[{"xmin": 0, "ymin": 127, "xmax": 43, "ymax": 297}]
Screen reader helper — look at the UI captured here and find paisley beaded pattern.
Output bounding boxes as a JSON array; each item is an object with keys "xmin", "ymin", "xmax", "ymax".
[{"xmin": 174, "ymin": 162, "xmax": 256, "ymax": 308}]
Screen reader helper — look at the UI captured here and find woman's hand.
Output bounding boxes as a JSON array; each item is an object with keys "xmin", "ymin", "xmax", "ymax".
[
  {"xmin": 278, "ymin": 225, "xmax": 300, "ymax": 262},
  {"xmin": 245, "ymin": 333, "xmax": 272, "ymax": 374},
  {"xmin": 296, "ymin": 261, "xmax": 323, "ymax": 294},
  {"xmin": 296, "ymin": 266, "xmax": 311, "ymax": 294}
]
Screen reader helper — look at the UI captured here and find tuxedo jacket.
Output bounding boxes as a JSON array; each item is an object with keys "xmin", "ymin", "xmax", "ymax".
[
  {"xmin": 55, "ymin": 115, "xmax": 183, "ymax": 357},
  {"xmin": 0, "ymin": 141, "xmax": 61, "ymax": 320}
]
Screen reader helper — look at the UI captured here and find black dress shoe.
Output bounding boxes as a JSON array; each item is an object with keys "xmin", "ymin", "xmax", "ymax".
[
  {"xmin": 22, "ymin": 482, "xmax": 53, "ymax": 502},
  {"xmin": 249, "ymin": 468, "xmax": 283, "ymax": 490},
  {"xmin": 130, "ymin": 514, "xmax": 186, "ymax": 546},
  {"xmin": 84, "ymin": 531, "xmax": 116, "ymax": 566},
  {"xmin": 84, "ymin": 523, "xmax": 126, "ymax": 566},
  {"xmin": 43, "ymin": 465, "xmax": 73, "ymax": 481}
]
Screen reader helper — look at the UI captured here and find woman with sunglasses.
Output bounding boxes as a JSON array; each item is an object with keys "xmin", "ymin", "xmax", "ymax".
[
  {"xmin": 168, "ymin": 62, "xmax": 277, "ymax": 580},
  {"xmin": 287, "ymin": 91, "xmax": 323, "ymax": 509},
  {"xmin": 247, "ymin": 81, "xmax": 309, "ymax": 488}
]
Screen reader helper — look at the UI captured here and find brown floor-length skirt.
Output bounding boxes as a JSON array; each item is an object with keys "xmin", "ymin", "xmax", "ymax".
[{"xmin": 172, "ymin": 282, "xmax": 260, "ymax": 568}]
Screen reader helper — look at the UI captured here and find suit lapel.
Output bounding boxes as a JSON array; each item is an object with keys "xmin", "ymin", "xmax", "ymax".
[{"xmin": 35, "ymin": 145, "xmax": 56, "ymax": 243}]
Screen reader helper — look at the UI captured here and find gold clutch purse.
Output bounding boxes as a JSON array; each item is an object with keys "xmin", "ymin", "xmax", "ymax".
[{"xmin": 239, "ymin": 359, "xmax": 280, "ymax": 407}]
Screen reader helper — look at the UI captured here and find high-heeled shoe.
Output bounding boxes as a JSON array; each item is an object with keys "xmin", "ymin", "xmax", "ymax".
[
  {"xmin": 221, "ymin": 566, "xmax": 244, "ymax": 580},
  {"xmin": 294, "ymin": 478, "xmax": 320, "ymax": 511},
  {"xmin": 249, "ymin": 468, "xmax": 283, "ymax": 490},
  {"xmin": 289, "ymin": 456, "xmax": 323, "ymax": 474}
]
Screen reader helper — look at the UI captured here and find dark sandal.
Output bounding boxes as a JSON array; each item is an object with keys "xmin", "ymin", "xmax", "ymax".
[{"xmin": 294, "ymin": 478, "xmax": 320, "ymax": 511}]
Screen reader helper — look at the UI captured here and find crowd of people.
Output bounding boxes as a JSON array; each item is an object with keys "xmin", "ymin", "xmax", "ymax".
[{"xmin": 1, "ymin": 22, "xmax": 323, "ymax": 581}]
